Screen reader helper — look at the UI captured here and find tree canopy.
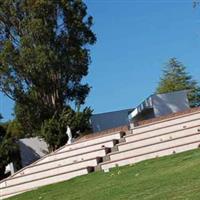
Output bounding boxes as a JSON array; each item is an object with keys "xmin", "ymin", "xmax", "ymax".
[
  {"xmin": 0, "ymin": 0, "xmax": 96, "ymax": 146},
  {"xmin": 156, "ymin": 58, "xmax": 200, "ymax": 107}
]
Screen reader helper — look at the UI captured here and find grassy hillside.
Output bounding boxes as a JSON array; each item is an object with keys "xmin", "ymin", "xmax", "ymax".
[{"xmin": 7, "ymin": 149, "xmax": 200, "ymax": 200}]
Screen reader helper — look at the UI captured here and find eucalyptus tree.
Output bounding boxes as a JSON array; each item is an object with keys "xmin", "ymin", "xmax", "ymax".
[{"xmin": 0, "ymin": 0, "xmax": 96, "ymax": 145}]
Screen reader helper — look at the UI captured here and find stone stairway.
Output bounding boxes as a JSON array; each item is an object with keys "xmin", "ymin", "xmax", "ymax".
[
  {"xmin": 98, "ymin": 109, "xmax": 200, "ymax": 171},
  {"xmin": 1, "ymin": 108, "xmax": 200, "ymax": 199},
  {"xmin": 0, "ymin": 131, "xmax": 127, "ymax": 199}
]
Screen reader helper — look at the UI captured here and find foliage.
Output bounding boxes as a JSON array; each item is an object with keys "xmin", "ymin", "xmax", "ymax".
[
  {"xmin": 71, "ymin": 107, "xmax": 92, "ymax": 135},
  {"xmin": 0, "ymin": 0, "xmax": 96, "ymax": 142},
  {"xmin": 6, "ymin": 119, "xmax": 25, "ymax": 139},
  {"xmin": 0, "ymin": 123, "xmax": 7, "ymax": 178},
  {"xmin": 14, "ymin": 101, "xmax": 44, "ymax": 136},
  {"xmin": 41, "ymin": 106, "xmax": 92, "ymax": 151},
  {"xmin": 156, "ymin": 58, "xmax": 200, "ymax": 107},
  {"xmin": 0, "ymin": 121, "xmax": 20, "ymax": 180},
  {"xmin": 193, "ymin": 0, "xmax": 200, "ymax": 8}
]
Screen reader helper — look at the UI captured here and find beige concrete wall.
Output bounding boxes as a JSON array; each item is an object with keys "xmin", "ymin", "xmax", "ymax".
[
  {"xmin": 0, "ymin": 131, "xmax": 124, "ymax": 199},
  {"xmin": 14, "ymin": 149, "xmax": 106, "ymax": 177},
  {"xmin": 1, "ymin": 159, "xmax": 98, "ymax": 188},
  {"xmin": 38, "ymin": 140, "xmax": 114, "ymax": 164},
  {"xmin": 58, "ymin": 132, "xmax": 123, "ymax": 153},
  {"xmin": 110, "ymin": 134, "xmax": 200, "ymax": 161},
  {"xmin": 0, "ymin": 136, "xmax": 118, "ymax": 191},
  {"xmin": 132, "ymin": 111, "xmax": 200, "ymax": 134},
  {"xmin": 2, "ymin": 111, "xmax": 200, "ymax": 199},
  {"xmin": 101, "ymin": 111, "xmax": 200, "ymax": 170},
  {"xmin": 1, "ymin": 190, "xmax": 26, "ymax": 200},
  {"xmin": 120, "ymin": 126, "xmax": 200, "ymax": 151},
  {"xmin": 127, "ymin": 118, "xmax": 200, "ymax": 143},
  {"xmin": 101, "ymin": 141, "xmax": 200, "ymax": 170},
  {"xmin": 1, "ymin": 168, "xmax": 89, "ymax": 198},
  {"xmin": 11, "ymin": 140, "xmax": 114, "ymax": 179}
]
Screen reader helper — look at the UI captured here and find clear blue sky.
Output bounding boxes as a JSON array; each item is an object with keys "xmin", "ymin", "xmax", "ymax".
[{"xmin": 1, "ymin": 0, "xmax": 200, "ymax": 121}]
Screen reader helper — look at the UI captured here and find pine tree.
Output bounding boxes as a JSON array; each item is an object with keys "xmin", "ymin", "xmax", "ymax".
[{"xmin": 156, "ymin": 58, "xmax": 200, "ymax": 107}]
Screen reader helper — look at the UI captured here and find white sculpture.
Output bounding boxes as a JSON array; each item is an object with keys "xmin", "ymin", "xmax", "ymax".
[
  {"xmin": 66, "ymin": 125, "xmax": 73, "ymax": 144},
  {"xmin": 5, "ymin": 162, "xmax": 15, "ymax": 175}
]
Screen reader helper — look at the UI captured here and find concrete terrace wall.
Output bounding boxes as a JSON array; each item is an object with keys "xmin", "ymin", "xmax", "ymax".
[
  {"xmin": 136, "ymin": 107, "xmax": 200, "ymax": 127},
  {"xmin": 2, "ymin": 107, "xmax": 200, "ymax": 199},
  {"xmin": 100, "ymin": 107, "xmax": 200, "ymax": 171},
  {"xmin": 0, "ymin": 130, "xmax": 126, "ymax": 199}
]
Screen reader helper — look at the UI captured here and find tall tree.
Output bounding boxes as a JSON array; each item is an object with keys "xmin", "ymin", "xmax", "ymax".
[
  {"xmin": 0, "ymin": 1, "xmax": 96, "ymax": 137},
  {"xmin": 156, "ymin": 58, "xmax": 200, "ymax": 107}
]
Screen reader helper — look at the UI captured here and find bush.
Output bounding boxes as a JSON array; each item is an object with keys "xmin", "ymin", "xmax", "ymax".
[{"xmin": 40, "ymin": 107, "xmax": 92, "ymax": 151}]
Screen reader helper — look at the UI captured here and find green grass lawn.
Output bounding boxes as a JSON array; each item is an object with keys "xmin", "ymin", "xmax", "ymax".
[{"xmin": 7, "ymin": 149, "xmax": 200, "ymax": 200}]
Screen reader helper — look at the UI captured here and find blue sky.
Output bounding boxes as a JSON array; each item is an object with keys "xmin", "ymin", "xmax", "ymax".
[{"xmin": 1, "ymin": 0, "xmax": 200, "ymax": 121}]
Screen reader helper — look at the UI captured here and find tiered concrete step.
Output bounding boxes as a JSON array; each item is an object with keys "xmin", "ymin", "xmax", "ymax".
[
  {"xmin": 57, "ymin": 131, "xmax": 125, "ymax": 152},
  {"xmin": 110, "ymin": 133, "xmax": 200, "ymax": 161},
  {"xmin": 100, "ymin": 111, "xmax": 200, "ymax": 171},
  {"xmin": 32, "ymin": 131, "xmax": 125, "ymax": 165},
  {"xmin": 119, "ymin": 123, "xmax": 200, "ymax": 152},
  {"xmin": 131, "ymin": 110, "xmax": 200, "ymax": 134},
  {"xmin": 1, "ymin": 190, "xmax": 28, "ymax": 200},
  {"xmin": 9, "ymin": 131, "xmax": 125, "ymax": 178},
  {"xmin": 101, "ymin": 133, "xmax": 200, "ymax": 170},
  {"xmin": 0, "ymin": 131, "xmax": 126, "ymax": 199},
  {"xmin": 0, "ymin": 166, "xmax": 94, "ymax": 198},
  {"xmin": 34, "ymin": 140, "xmax": 116, "ymax": 165},
  {"xmin": 6, "ymin": 140, "xmax": 116, "ymax": 180},
  {"xmin": 126, "ymin": 118, "xmax": 200, "ymax": 144},
  {"xmin": 0, "ymin": 157, "xmax": 101, "ymax": 188},
  {"xmin": 101, "ymin": 141, "xmax": 200, "ymax": 170},
  {"xmin": 13, "ymin": 148, "xmax": 111, "ymax": 177}
]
